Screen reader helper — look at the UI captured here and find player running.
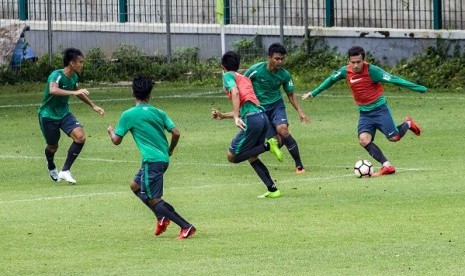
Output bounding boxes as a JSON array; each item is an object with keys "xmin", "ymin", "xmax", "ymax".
[
  {"xmin": 38, "ymin": 47, "xmax": 104, "ymax": 184},
  {"xmin": 107, "ymin": 76, "xmax": 196, "ymax": 239},
  {"xmin": 302, "ymin": 46, "xmax": 427, "ymax": 176},
  {"xmin": 211, "ymin": 51, "xmax": 283, "ymax": 198}
]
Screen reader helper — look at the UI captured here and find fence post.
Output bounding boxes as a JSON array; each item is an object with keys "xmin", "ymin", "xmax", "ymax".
[
  {"xmin": 325, "ymin": 0, "xmax": 334, "ymax": 27},
  {"xmin": 303, "ymin": 0, "xmax": 309, "ymax": 54},
  {"xmin": 118, "ymin": 0, "xmax": 128, "ymax": 23},
  {"xmin": 18, "ymin": 0, "xmax": 28, "ymax": 20},
  {"xmin": 279, "ymin": 0, "xmax": 284, "ymax": 44},
  {"xmin": 166, "ymin": 0, "xmax": 172, "ymax": 63},
  {"xmin": 433, "ymin": 0, "xmax": 443, "ymax": 29},
  {"xmin": 224, "ymin": 0, "xmax": 230, "ymax": 24}
]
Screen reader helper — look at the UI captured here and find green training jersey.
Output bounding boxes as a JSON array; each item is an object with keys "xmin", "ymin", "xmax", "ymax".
[
  {"xmin": 244, "ymin": 62, "xmax": 294, "ymax": 106},
  {"xmin": 222, "ymin": 71, "xmax": 262, "ymax": 118},
  {"xmin": 38, "ymin": 69, "xmax": 78, "ymax": 120},
  {"xmin": 115, "ymin": 103, "xmax": 175, "ymax": 163}
]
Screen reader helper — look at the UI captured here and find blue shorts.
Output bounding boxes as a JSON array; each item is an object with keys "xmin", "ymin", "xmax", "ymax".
[
  {"xmin": 38, "ymin": 112, "xmax": 83, "ymax": 145},
  {"xmin": 263, "ymin": 99, "xmax": 288, "ymax": 138},
  {"xmin": 358, "ymin": 104, "xmax": 398, "ymax": 140},
  {"xmin": 229, "ymin": 111, "xmax": 270, "ymax": 156},
  {"xmin": 134, "ymin": 162, "xmax": 168, "ymax": 199}
]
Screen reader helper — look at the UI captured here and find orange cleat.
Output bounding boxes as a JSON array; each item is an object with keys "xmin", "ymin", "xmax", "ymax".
[
  {"xmin": 405, "ymin": 116, "xmax": 421, "ymax": 136},
  {"xmin": 178, "ymin": 225, "xmax": 196, "ymax": 239},
  {"xmin": 374, "ymin": 165, "xmax": 396, "ymax": 176},
  {"xmin": 155, "ymin": 217, "xmax": 170, "ymax": 236}
]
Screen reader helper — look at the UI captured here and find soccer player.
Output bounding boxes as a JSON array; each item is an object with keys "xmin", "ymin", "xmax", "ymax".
[
  {"xmin": 212, "ymin": 51, "xmax": 283, "ymax": 198},
  {"xmin": 302, "ymin": 46, "xmax": 427, "ymax": 176},
  {"xmin": 107, "ymin": 76, "xmax": 196, "ymax": 239},
  {"xmin": 38, "ymin": 47, "xmax": 104, "ymax": 184},
  {"xmin": 245, "ymin": 43, "xmax": 310, "ymax": 174}
]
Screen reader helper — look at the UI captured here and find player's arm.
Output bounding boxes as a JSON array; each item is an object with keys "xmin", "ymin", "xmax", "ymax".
[
  {"xmin": 168, "ymin": 127, "xmax": 180, "ymax": 156},
  {"xmin": 302, "ymin": 67, "xmax": 346, "ymax": 100},
  {"xmin": 230, "ymin": 87, "xmax": 246, "ymax": 130},
  {"xmin": 76, "ymin": 92, "xmax": 105, "ymax": 116},
  {"xmin": 49, "ymin": 82, "xmax": 89, "ymax": 97},
  {"xmin": 368, "ymin": 65, "xmax": 427, "ymax": 92},
  {"xmin": 211, "ymin": 109, "xmax": 234, "ymax": 119},
  {"xmin": 285, "ymin": 92, "xmax": 310, "ymax": 124},
  {"xmin": 107, "ymin": 126, "xmax": 123, "ymax": 145}
]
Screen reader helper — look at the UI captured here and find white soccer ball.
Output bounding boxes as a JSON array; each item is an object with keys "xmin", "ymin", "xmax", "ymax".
[{"xmin": 354, "ymin": 160, "xmax": 374, "ymax": 178}]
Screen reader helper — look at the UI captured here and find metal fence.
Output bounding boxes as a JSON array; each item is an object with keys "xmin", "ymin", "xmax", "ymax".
[{"xmin": 1, "ymin": 0, "xmax": 464, "ymax": 30}]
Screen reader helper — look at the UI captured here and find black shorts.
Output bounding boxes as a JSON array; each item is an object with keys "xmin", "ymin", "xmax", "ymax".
[
  {"xmin": 133, "ymin": 162, "xmax": 169, "ymax": 199},
  {"xmin": 38, "ymin": 113, "xmax": 82, "ymax": 145}
]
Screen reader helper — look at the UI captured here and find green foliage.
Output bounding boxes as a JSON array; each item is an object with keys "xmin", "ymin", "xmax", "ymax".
[
  {"xmin": 391, "ymin": 39, "xmax": 465, "ymax": 89},
  {"xmin": 233, "ymin": 34, "xmax": 264, "ymax": 61},
  {"xmin": 1, "ymin": 37, "xmax": 464, "ymax": 90}
]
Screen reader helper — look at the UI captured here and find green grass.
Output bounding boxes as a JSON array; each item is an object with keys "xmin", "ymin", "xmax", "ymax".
[{"xmin": 1, "ymin": 85, "xmax": 464, "ymax": 275}]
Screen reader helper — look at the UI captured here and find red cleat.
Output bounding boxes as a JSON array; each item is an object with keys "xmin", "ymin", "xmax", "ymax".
[
  {"xmin": 405, "ymin": 116, "xmax": 421, "ymax": 136},
  {"xmin": 374, "ymin": 165, "xmax": 396, "ymax": 176},
  {"xmin": 155, "ymin": 217, "xmax": 170, "ymax": 236},
  {"xmin": 178, "ymin": 225, "xmax": 196, "ymax": 239}
]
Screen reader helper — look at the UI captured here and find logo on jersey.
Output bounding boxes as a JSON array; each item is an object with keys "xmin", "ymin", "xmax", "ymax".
[
  {"xmin": 349, "ymin": 77, "xmax": 363, "ymax": 84},
  {"xmin": 382, "ymin": 73, "xmax": 392, "ymax": 81},
  {"xmin": 331, "ymin": 70, "xmax": 342, "ymax": 79}
]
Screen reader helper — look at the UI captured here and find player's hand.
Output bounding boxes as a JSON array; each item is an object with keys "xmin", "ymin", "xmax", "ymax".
[
  {"xmin": 73, "ymin": 89, "xmax": 90, "ymax": 96},
  {"xmin": 302, "ymin": 92, "xmax": 313, "ymax": 100},
  {"xmin": 234, "ymin": 117, "xmax": 246, "ymax": 130},
  {"xmin": 107, "ymin": 125, "xmax": 114, "ymax": 135},
  {"xmin": 93, "ymin": 105, "xmax": 105, "ymax": 116},
  {"xmin": 211, "ymin": 108, "xmax": 222, "ymax": 120},
  {"xmin": 299, "ymin": 112, "xmax": 311, "ymax": 124}
]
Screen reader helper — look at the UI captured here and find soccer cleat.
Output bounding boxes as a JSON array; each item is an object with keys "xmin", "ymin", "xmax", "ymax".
[
  {"xmin": 267, "ymin": 138, "xmax": 283, "ymax": 162},
  {"xmin": 155, "ymin": 217, "xmax": 170, "ymax": 236},
  {"xmin": 47, "ymin": 163, "xmax": 61, "ymax": 182},
  {"xmin": 405, "ymin": 116, "xmax": 421, "ymax": 136},
  {"xmin": 178, "ymin": 225, "xmax": 196, "ymax": 239},
  {"xmin": 374, "ymin": 166, "xmax": 396, "ymax": 176},
  {"xmin": 295, "ymin": 166, "xmax": 306, "ymax": 174},
  {"xmin": 257, "ymin": 189, "xmax": 281, "ymax": 199},
  {"xmin": 58, "ymin": 170, "xmax": 76, "ymax": 184}
]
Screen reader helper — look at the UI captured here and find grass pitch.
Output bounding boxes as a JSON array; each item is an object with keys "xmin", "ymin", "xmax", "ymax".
[{"xmin": 0, "ymin": 84, "xmax": 464, "ymax": 275}]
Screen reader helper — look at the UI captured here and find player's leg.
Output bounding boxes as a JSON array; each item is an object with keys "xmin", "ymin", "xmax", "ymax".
[
  {"xmin": 272, "ymin": 105, "xmax": 304, "ymax": 173},
  {"xmin": 228, "ymin": 113, "xmax": 282, "ymax": 163},
  {"xmin": 359, "ymin": 108, "xmax": 395, "ymax": 176},
  {"xmin": 143, "ymin": 162, "xmax": 195, "ymax": 239},
  {"xmin": 249, "ymin": 157, "xmax": 281, "ymax": 199},
  {"xmin": 39, "ymin": 114, "xmax": 61, "ymax": 182},
  {"xmin": 59, "ymin": 113, "xmax": 85, "ymax": 183}
]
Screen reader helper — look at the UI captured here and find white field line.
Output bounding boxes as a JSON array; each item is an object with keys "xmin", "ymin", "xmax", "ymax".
[
  {"xmin": 0, "ymin": 91, "xmax": 463, "ymax": 109},
  {"xmin": 0, "ymin": 162, "xmax": 426, "ymax": 205}
]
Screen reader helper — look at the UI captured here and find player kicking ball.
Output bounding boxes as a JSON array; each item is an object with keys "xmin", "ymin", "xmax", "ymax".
[
  {"xmin": 107, "ymin": 76, "xmax": 196, "ymax": 239},
  {"xmin": 302, "ymin": 46, "xmax": 426, "ymax": 176}
]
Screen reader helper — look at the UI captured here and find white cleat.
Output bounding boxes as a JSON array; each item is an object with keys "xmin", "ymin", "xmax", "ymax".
[
  {"xmin": 48, "ymin": 168, "xmax": 61, "ymax": 182},
  {"xmin": 58, "ymin": 170, "xmax": 76, "ymax": 184}
]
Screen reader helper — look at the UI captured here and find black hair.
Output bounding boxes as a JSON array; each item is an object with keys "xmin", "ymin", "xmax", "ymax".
[
  {"xmin": 268, "ymin": 43, "xmax": 287, "ymax": 57},
  {"xmin": 221, "ymin": 51, "xmax": 241, "ymax": 71},
  {"xmin": 132, "ymin": 76, "xmax": 154, "ymax": 100},
  {"xmin": 348, "ymin": 46, "xmax": 365, "ymax": 59},
  {"xmin": 63, "ymin": 48, "xmax": 83, "ymax": 67}
]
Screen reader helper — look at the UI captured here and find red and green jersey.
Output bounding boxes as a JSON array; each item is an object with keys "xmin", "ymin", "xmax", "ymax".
[
  {"xmin": 222, "ymin": 71, "xmax": 262, "ymax": 117},
  {"xmin": 38, "ymin": 69, "xmax": 78, "ymax": 119},
  {"xmin": 115, "ymin": 103, "xmax": 175, "ymax": 163},
  {"xmin": 311, "ymin": 63, "xmax": 427, "ymax": 112},
  {"xmin": 244, "ymin": 62, "xmax": 294, "ymax": 106}
]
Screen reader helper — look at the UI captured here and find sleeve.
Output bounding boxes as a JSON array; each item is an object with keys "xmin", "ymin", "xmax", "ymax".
[
  {"xmin": 283, "ymin": 70, "xmax": 295, "ymax": 93},
  {"xmin": 163, "ymin": 112, "xmax": 176, "ymax": 132},
  {"xmin": 311, "ymin": 66, "xmax": 347, "ymax": 97},
  {"xmin": 222, "ymin": 72, "xmax": 237, "ymax": 92},
  {"xmin": 368, "ymin": 65, "xmax": 427, "ymax": 93},
  {"xmin": 114, "ymin": 112, "xmax": 130, "ymax": 138}
]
